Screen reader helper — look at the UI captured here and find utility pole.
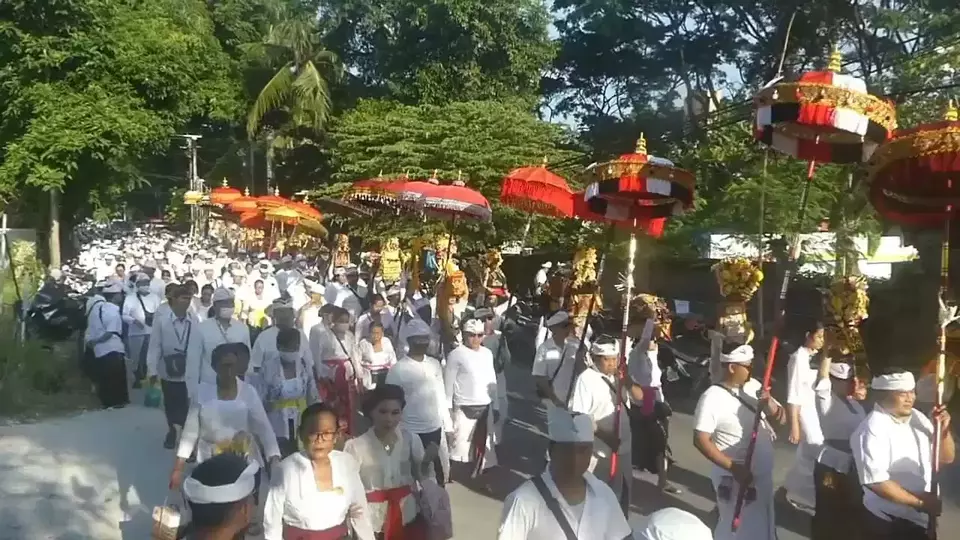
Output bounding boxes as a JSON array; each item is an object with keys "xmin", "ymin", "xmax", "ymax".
[{"xmin": 177, "ymin": 134, "xmax": 202, "ymax": 238}]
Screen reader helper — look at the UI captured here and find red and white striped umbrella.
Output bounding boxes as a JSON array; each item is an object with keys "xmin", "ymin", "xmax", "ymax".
[{"xmin": 397, "ymin": 172, "xmax": 491, "ymax": 222}]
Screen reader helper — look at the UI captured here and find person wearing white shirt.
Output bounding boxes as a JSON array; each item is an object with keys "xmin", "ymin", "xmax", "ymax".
[
  {"xmin": 249, "ymin": 301, "xmax": 316, "ymax": 385},
  {"xmin": 811, "ymin": 353, "xmax": 866, "ymax": 540},
  {"xmin": 693, "ymin": 343, "xmax": 786, "ymax": 540},
  {"xmin": 475, "ymin": 307, "xmax": 511, "ymax": 444},
  {"xmin": 782, "ymin": 321, "xmax": 826, "ymax": 508},
  {"xmin": 172, "ymin": 343, "xmax": 281, "ymax": 537},
  {"xmin": 498, "ymin": 407, "xmax": 632, "ymax": 540},
  {"xmin": 445, "ymin": 318, "xmax": 502, "ymax": 478},
  {"xmin": 264, "ymin": 403, "xmax": 376, "ymax": 540},
  {"xmin": 121, "ymin": 273, "xmax": 162, "ymax": 388},
  {"xmin": 345, "ymin": 383, "xmax": 437, "ymax": 538},
  {"xmin": 533, "ymin": 261, "xmax": 551, "ymax": 295},
  {"xmin": 852, "ymin": 369, "xmax": 955, "ymax": 540},
  {"xmin": 627, "ymin": 319, "xmax": 680, "ymax": 494},
  {"xmin": 188, "ymin": 288, "xmax": 251, "ymax": 388},
  {"xmin": 341, "ymin": 266, "xmax": 369, "ymax": 322},
  {"xmin": 146, "ymin": 284, "xmax": 200, "ymax": 449},
  {"xmin": 191, "ymin": 282, "xmax": 214, "ymax": 321},
  {"xmin": 355, "ymin": 294, "xmax": 395, "ymax": 341},
  {"xmin": 242, "ymin": 279, "xmax": 274, "ymax": 329},
  {"xmin": 141, "ymin": 260, "xmax": 167, "ymax": 298},
  {"xmin": 260, "ymin": 328, "xmax": 321, "ymax": 457},
  {"xmin": 569, "ymin": 340, "xmax": 643, "ymax": 517},
  {"xmin": 85, "ymin": 280, "xmax": 129, "ymax": 408},
  {"xmin": 358, "ymin": 321, "xmax": 398, "ymax": 389},
  {"xmin": 315, "ymin": 306, "xmax": 363, "ymax": 436},
  {"xmin": 297, "ymin": 281, "xmax": 325, "ymax": 336},
  {"xmin": 386, "ymin": 319, "xmax": 450, "ymax": 486},
  {"xmin": 532, "ymin": 311, "xmax": 579, "ymax": 409}
]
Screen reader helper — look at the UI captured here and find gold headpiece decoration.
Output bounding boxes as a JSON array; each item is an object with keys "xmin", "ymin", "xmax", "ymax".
[
  {"xmin": 636, "ymin": 132, "xmax": 648, "ymax": 155},
  {"xmin": 946, "ymin": 99, "xmax": 958, "ymax": 122},
  {"xmin": 828, "ymin": 46, "xmax": 842, "ymax": 73}
]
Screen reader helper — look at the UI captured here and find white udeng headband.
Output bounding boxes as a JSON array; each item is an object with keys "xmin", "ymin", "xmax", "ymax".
[
  {"xmin": 871, "ymin": 372, "xmax": 916, "ymax": 392},
  {"xmin": 829, "ymin": 363, "xmax": 853, "ymax": 380},
  {"xmin": 183, "ymin": 461, "xmax": 259, "ymax": 504},
  {"xmin": 720, "ymin": 344, "xmax": 754, "ymax": 365}
]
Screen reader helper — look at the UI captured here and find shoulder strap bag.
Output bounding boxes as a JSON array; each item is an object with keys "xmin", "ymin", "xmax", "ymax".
[{"xmin": 531, "ymin": 475, "xmax": 578, "ymax": 540}]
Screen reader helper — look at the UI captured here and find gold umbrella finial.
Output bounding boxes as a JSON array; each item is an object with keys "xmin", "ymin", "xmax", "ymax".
[
  {"xmin": 636, "ymin": 133, "xmax": 648, "ymax": 154},
  {"xmin": 946, "ymin": 99, "xmax": 958, "ymax": 122},
  {"xmin": 274, "ymin": 187, "xmax": 280, "ymax": 196},
  {"xmin": 828, "ymin": 46, "xmax": 843, "ymax": 73},
  {"xmin": 243, "ymin": 187, "xmax": 250, "ymax": 196},
  {"xmin": 221, "ymin": 178, "xmax": 229, "ymax": 187},
  {"xmin": 432, "ymin": 169, "xmax": 439, "ymax": 179},
  {"xmin": 378, "ymin": 169, "xmax": 383, "ymax": 178},
  {"xmin": 542, "ymin": 156, "xmax": 549, "ymax": 167}
]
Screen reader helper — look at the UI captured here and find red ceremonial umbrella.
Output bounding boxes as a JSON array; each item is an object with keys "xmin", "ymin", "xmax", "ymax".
[
  {"xmin": 572, "ymin": 192, "xmax": 667, "ymax": 238},
  {"xmin": 582, "ymin": 133, "xmax": 694, "ymax": 484},
  {"xmin": 398, "ymin": 171, "xmax": 492, "ymax": 222},
  {"xmin": 256, "ymin": 188, "xmax": 294, "ymax": 211},
  {"xmin": 227, "ymin": 188, "xmax": 258, "ymax": 214},
  {"xmin": 500, "ymin": 160, "xmax": 574, "ymax": 218},
  {"xmin": 210, "ymin": 179, "xmax": 243, "ymax": 207},
  {"xmin": 239, "ymin": 210, "xmax": 268, "ymax": 230},
  {"xmin": 344, "ymin": 175, "xmax": 421, "ymax": 212}
]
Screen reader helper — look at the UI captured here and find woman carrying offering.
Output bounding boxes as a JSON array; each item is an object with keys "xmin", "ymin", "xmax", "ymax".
[
  {"xmin": 262, "ymin": 328, "xmax": 323, "ymax": 457},
  {"xmin": 345, "ymin": 384, "xmax": 438, "ymax": 539},
  {"xmin": 359, "ymin": 322, "xmax": 398, "ymax": 390},
  {"xmin": 171, "ymin": 342, "xmax": 281, "ymax": 536},
  {"xmin": 264, "ymin": 403, "xmax": 376, "ymax": 540}
]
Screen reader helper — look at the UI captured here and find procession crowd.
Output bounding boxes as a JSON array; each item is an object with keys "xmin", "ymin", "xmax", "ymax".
[{"xmin": 68, "ymin": 224, "xmax": 957, "ymax": 540}]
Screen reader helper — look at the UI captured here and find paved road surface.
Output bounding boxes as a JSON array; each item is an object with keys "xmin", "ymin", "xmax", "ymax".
[{"xmin": 2, "ymin": 364, "xmax": 960, "ymax": 539}]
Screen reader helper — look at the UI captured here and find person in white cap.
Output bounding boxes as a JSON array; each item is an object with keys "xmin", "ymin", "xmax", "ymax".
[
  {"xmin": 444, "ymin": 317, "xmax": 502, "ymax": 478},
  {"xmin": 249, "ymin": 299, "xmax": 316, "ymax": 386},
  {"xmin": 297, "ymin": 280, "xmax": 325, "ymax": 336},
  {"xmin": 342, "ymin": 264, "xmax": 369, "ymax": 322},
  {"xmin": 629, "ymin": 508, "xmax": 712, "ymax": 540},
  {"xmin": 386, "ymin": 319, "xmax": 451, "ymax": 485},
  {"xmin": 181, "ymin": 452, "xmax": 259, "ymax": 539},
  {"xmin": 810, "ymin": 350, "xmax": 866, "ymax": 540},
  {"xmin": 498, "ymin": 407, "xmax": 632, "ymax": 540},
  {"xmin": 122, "ymin": 273, "xmax": 162, "ymax": 388},
  {"xmin": 534, "ymin": 261, "xmax": 552, "ymax": 295},
  {"xmin": 147, "ymin": 284, "xmax": 200, "ymax": 450},
  {"xmin": 84, "ymin": 279, "xmax": 129, "ymax": 408},
  {"xmin": 693, "ymin": 341, "xmax": 786, "ymax": 540},
  {"xmin": 532, "ymin": 310, "xmax": 579, "ymax": 409},
  {"xmin": 355, "ymin": 293, "xmax": 395, "ymax": 341},
  {"xmin": 781, "ymin": 320, "xmax": 827, "ymax": 509},
  {"xmin": 852, "ymin": 367, "xmax": 955, "ymax": 540},
  {"xmin": 474, "ymin": 307, "xmax": 512, "ymax": 443},
  {"xmin": 188, "ymin": 288, "xmax": 252, "ymax": 386},
  {"xmin": 569, "ymin": 338, "xmax": 643, "ymax": 516}
]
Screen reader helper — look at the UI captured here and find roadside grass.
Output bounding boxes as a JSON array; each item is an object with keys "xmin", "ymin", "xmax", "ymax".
[{"xmin": 0, "ymin": 318, "xmax": 98, "ymax": 422}]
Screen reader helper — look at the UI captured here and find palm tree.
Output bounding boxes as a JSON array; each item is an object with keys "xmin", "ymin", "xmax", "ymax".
[{"xmin": 246, "ymin": 17, "xmax": 341, "ymax": 139}]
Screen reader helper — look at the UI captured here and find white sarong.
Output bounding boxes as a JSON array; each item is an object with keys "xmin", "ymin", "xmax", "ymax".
[{"xmin": 449, "ymin": 404, "xmax": 498, "ymax": 473}]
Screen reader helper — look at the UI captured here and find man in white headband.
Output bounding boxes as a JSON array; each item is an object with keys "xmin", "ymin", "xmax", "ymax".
[
  {"xmin": 852, "ymin": 367, "xmax": 955, "ymax": 540},
  {"xmin": 569, "ymin": 338, "xmax": 643, "ymax": 517},
  {"xmin": 499, "ymin": 407, "xmax": 632, "ymax": 540},
  {"xmin": 811, "ymin": 353, "xmax": 867, "ymax": 540},
  {"xmin": 692, "ymin": 340, "xmax": 785, "ymax": 540},
  {"xmin": 183, "ymin": 452, "xmax": 258, "ymax": 539},
  {"xmin": 444, "ymin": 317, "xmax": 502, "ymax": 479}
]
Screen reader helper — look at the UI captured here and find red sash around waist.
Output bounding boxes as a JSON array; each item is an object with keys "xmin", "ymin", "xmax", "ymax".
[
  {"xmin": 282, "ymin": 522, "xmax": 349, "ymax": 540},
  {"xmin": 366, "ymin": 485, "xmax": 413, "ymax": 540}
]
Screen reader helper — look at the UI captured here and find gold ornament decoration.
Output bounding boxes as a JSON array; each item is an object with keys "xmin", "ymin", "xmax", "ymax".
[
  {"xmin": 713, "ymin": 257, "xmax": 764, "ymax": 302},
  {"xmin": 822, "ymin": 276, "xmax": 869, "ymax": 356},
  {"xmin": 571, "ymin": 247, "xmax": 598, "ymax": 289},
  {"xmin": 380, "ymin": 237, "xmax": 403, "ymax": 283},
  {"xmin": 632, "ymin": 293, "xmax": 672, "ymax": 339},
  {"xmin": 334, "ymin": 234, "xmax": 351, "ymax": 268},
  {"xmin": 483, "ymin": 249, "xmax": 507, "ymax": 293}
]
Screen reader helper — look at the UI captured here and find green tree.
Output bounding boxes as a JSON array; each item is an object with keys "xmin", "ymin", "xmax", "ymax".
[
  {"xmin": 0, "ymin": 0, "xmax": 243, "ymax": 263},
  {"xmin": 319, "ymin": 0, "xmax": 556, "ymax": 104},
  {"xmin": 323, "ymin": 98, "xmax": 583, "ymax": 250}
]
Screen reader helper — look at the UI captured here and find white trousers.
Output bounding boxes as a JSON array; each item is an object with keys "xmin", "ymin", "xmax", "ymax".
[{"xmin": 449, "ymin": 405, "xmax": 498, "ymax": 471}]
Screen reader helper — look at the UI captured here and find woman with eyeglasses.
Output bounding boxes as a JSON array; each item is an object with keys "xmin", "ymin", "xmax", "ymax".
[{"xmin": 264, "ymin": 403, "xmax": 376, "ymax": 540}]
